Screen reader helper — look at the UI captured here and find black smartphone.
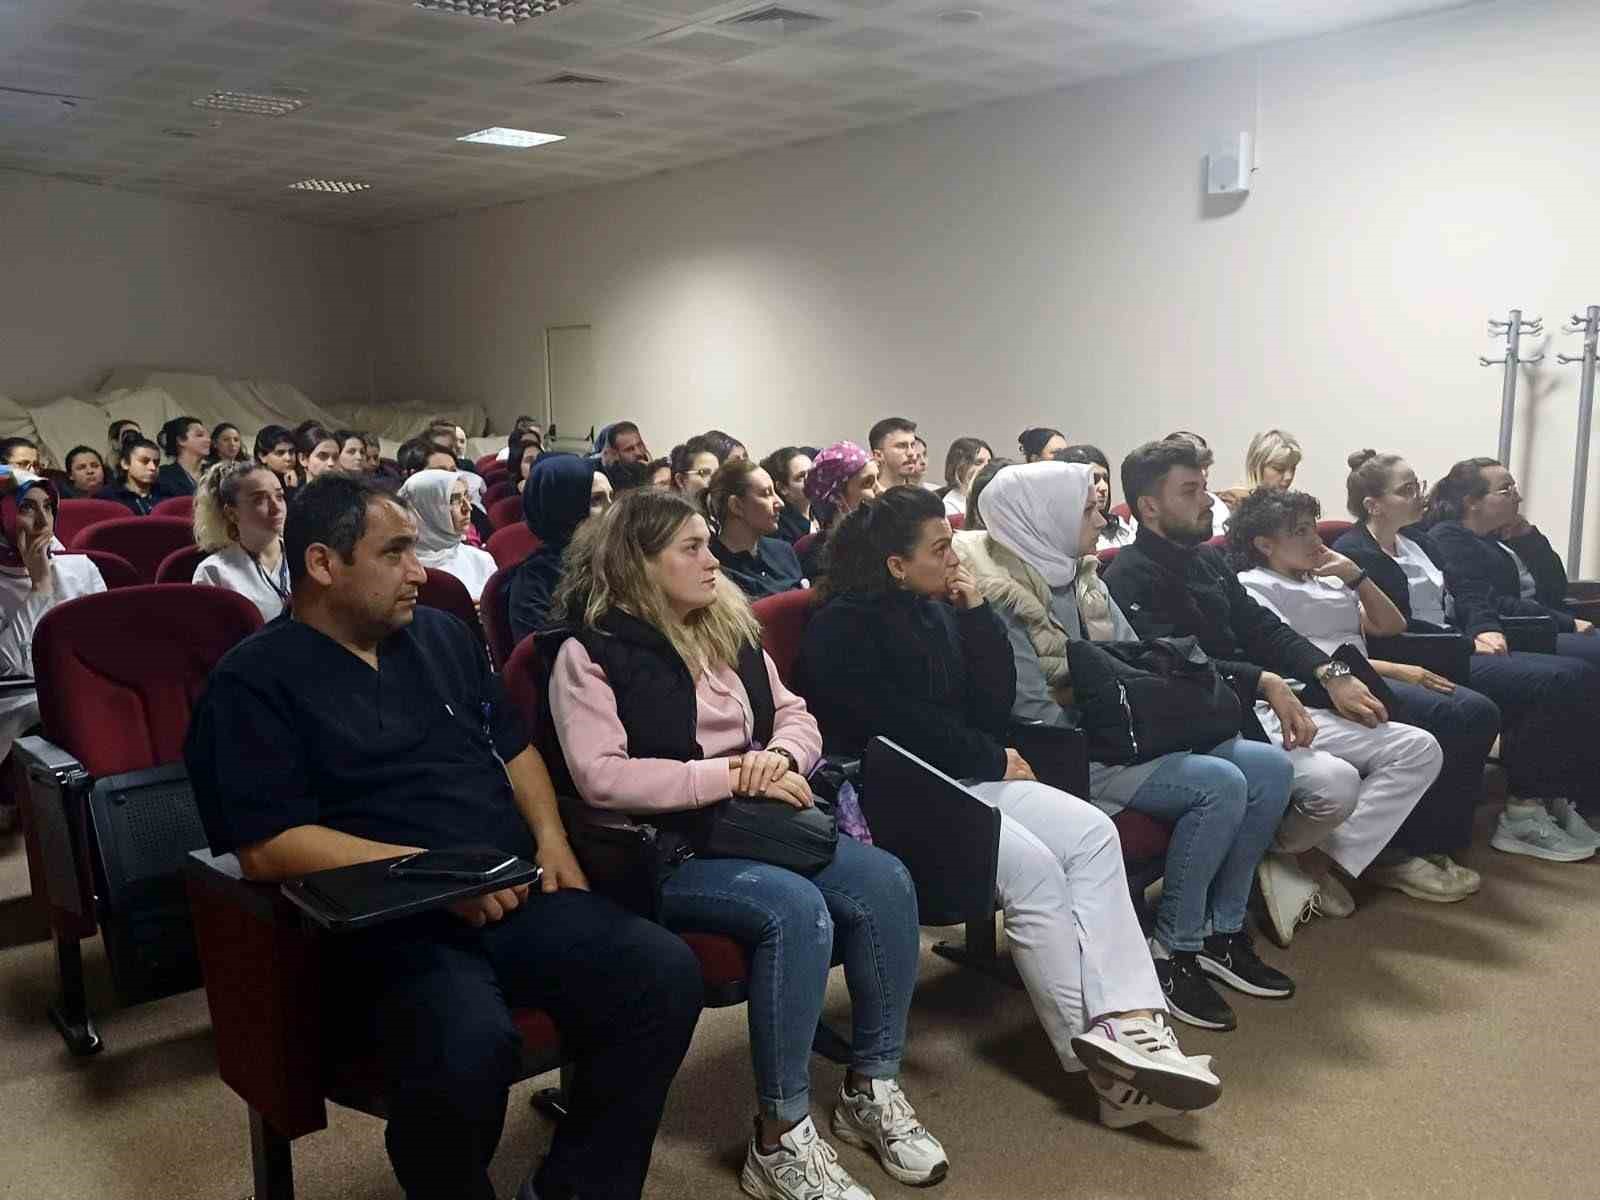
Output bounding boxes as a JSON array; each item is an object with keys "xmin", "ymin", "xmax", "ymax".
[{"xmin": 388, "ymin": 849, "xmax": 521, "ymax": 882}]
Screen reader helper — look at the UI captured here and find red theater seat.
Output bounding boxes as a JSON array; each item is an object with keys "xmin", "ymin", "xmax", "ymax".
[
  {"xmin": 487, "ymin": 524, "xmax": 542, "ymax": 570},
  {"xmin": 155, "ymin": 544, "xmax": 208, "ymax": 584},
  {"xmin": 71, "ymin": 516, "xmax": 195, "ymax": 583},
  {"xmin": 151, "ymin": 495, "xmax": 194, "ymax": 520},
  {"xmin": 55, "ymin": 499, "xmax": 129, "ymax": 546},
  {"xmin": 15, "ymin": 585, "xmax": 263, "ymax": 1056},
  {"xmin": 489, "ymin": 494, "xmax": 524, "ymax": 530}
]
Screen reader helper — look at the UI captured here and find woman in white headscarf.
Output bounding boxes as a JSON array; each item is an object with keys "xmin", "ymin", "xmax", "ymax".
[
  {"xmin": 398, "ymin": 469, "xmax": 497, "ymax": 601},
  {"xmin": 953, "ymin": 461, "xmax": 1299, "ymax": 1035},
  {"xmin": 0, "ymin": 473, "xmax": 106, "ymax": 831}
]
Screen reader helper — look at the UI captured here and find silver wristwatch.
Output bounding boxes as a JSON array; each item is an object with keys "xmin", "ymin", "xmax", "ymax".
[{"xmin": 1314, "ymin": 661, "xmax": 1353, "ymax": 684}]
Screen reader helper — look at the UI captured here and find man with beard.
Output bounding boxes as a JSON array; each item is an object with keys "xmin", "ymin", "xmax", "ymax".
[{"xmin": 1102, "ymin": 439, "xmax": 1434, "ymax": 950}]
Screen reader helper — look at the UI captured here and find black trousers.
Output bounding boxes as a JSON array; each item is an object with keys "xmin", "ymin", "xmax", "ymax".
[
  {"xmin": 332, "ymin": 888, "xmax": 704, "ymax": 1200},
  {"xmin": 1383, "ymin": 678, "xmax": 1501, "ymax": 853},
  {"xmin": 1470, "ymin": 649, "xmax": 1600, "ymax": 808}
]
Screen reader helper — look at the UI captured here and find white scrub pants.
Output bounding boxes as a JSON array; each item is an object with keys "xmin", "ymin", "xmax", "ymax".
[
  {"xmin": 1255, "ymin": 703, "xmax": 1442, "ymax": 876},
  {"xmin": 966, "ymin": 779, "xmax": 1167, "ymax": 1072}
]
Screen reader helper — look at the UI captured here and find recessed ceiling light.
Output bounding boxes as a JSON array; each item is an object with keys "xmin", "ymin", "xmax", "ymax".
[
  {"xmin": 192, "ymin": 91, "xmax": 308, "ymax": 117},
  {"xmin": 938, "ymin": 8, "xmax": 985, "ymax": 24},
  {"xmin": 288, "ymin": 178, "xmax": 372, "ymax": 194},
  {"xmin": 414, "ymin": 0, "xmax": 578, "ymax": 24},
  {"xmin": 457, "ymin": 126, "xmax": 565, "ymax": 147}
]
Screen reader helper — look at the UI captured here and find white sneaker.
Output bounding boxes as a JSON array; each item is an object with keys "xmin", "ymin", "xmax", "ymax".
[
  {"xmin": 1490, "ymin": 806, "xmax": 1595, "ymax": 863},
  {"xmin": 1423, "ymin": 854, "xmax": 1481, "ymax": 893},
  {"xmin": 1257, "ymin": 852, "xmax": 1320, "ymax": 947},
  {"xmin": 1314, "ymin": 871, "xmax": 1356, "ymax": 918},
  {"xmin": 742, "ymin": 1116, "xmax": 875, "ymax": 1200},
  {"xmin": 830, "ymin": 1079, "xmax": 948, "ymax": 1187},
  {"xmin": 1070, "ymin": 1014, "xmax": 1221, "ymax": 1113},
  {"xmin": 1091, "ymin": 1074, "xmax": 1193, "ymax": 1129},
  {"xmin": 1550, "ymin": 798, "xmax": 1600, "ymax": 851},
  {"xmin": 1365, "ymin": 855, "xmax": 1474, "ymax": 903}
]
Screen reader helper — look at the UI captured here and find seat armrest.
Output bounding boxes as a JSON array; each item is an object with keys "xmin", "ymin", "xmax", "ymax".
[
  {"xmin": 860, "ymin": 737, "xmax": 1000, "ymax": 927},
  {"xmin": 14, "ymin": 735, "xmax": 96, "ymax": 935},
  {"xmin": 1366, "ymin": 633, "xmax": 1472, "ymax": 685},
  {"xmin": 184, "ymin": 850, "xmax": 328, "ymax": 1140},
  {"xmin": 1006, "ymin": 722, "xmax": 1091, "ymax": 797}
]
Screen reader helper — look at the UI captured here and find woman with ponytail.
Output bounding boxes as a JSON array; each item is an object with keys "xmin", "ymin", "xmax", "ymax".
[
  {"xmin": 702, "ymin": 459, "xmax": 804, "ymax": 598},
  {"xmin": 1017, "ymin": 426, "xmax": 1066, "ymax": 462},
  {"xmin": 1336, "ymin": 450, "xmax": 1600, "ymax": 859}
]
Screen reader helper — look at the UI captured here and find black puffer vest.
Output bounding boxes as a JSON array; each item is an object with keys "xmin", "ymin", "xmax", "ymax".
[{"xmin": 536, "ymin": 609, "xmax": 775, "ymax": 837}]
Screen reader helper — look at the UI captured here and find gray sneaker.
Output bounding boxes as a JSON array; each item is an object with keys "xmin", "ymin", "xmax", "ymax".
[
  {"xmin": 1490, "ymin": 806, "xmax": 1595, "ymax": 863},
  {"xmin": 1550, "ymin": 798, "xmax": 1600, "ymax": 851}
]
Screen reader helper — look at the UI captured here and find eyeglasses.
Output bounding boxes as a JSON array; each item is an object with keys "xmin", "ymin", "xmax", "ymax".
[
  {"xmin": 1391, "ymin": 480, "xmax": 1427, "ymax": 499},
  {"xmin": 687, "ymin": 467, "xmax": 715, "ymax": 479},
  {"xmin": 1488, "ymin": 481, "xmax": 1520, "ymax": 496}
]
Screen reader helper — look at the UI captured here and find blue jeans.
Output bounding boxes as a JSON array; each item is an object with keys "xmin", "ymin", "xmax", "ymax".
[
  {"xmin": 1122, "ymin": 737, "xmax": 1294, "ymax": 953},
  {"xmin": 658, "ymin": 835, "xmax": 919, "ymax": 1122}
]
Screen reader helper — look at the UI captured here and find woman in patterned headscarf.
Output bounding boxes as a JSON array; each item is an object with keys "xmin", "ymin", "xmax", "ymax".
[{"xmin": 799, "ymin": 441, "xmax": 883, "ymax": 579}]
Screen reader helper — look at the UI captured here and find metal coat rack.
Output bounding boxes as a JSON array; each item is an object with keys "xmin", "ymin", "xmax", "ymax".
[
  {"xmin": 1556, "ymin": 306, "xmax": 1599, "ymax": 577},
  {"xmin": 1479, "ymin": 309, "xmax": 1544, "ymax": 467}
]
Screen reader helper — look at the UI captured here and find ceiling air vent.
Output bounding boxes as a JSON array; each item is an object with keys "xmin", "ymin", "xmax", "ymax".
[
  {"xmin": 540, "ymin": 72, "xmax": 617, "ymax": 88},
  {"xmin": 718, "ymin": 6, "xmax": 830, "ymax": 35}
]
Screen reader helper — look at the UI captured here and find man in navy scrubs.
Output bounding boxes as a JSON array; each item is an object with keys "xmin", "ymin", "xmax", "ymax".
[{"xmin": 186, "ymin": 473, "xmax": 703, "ymax": 1200}]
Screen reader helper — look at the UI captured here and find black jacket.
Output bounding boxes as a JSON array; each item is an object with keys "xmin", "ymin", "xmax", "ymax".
[
  {"xmin": 1103, "ymin": 526, "xmax": 1330, "ymax": 706},
  {"xmin": 775, "ymin": 506, "xmax": 813, "ymax": 546},
  {"xmin": 1424, "ymin": 520, "xmax": 1575, "ymax": 635},
  {"xmin": 796, "ymin": 589, "xmax": 1013, "ymax": 781},
  {"xmin": 1332, "ymin": 523, "xmax": 1453, "ymax": 632},
  {"xmin": 95, "ymin": 485, "xmax": 155, "ymax": 516},
  {"xmin": 712, "ymin": 534, "xmax": 804, "ymax": 599},
  {"xmin": 154, "ymin": 462, "xmax": 198, "ymax": 501},
  {"xmin": 1501, "ymin": 525, "xmax": 1570, "ymax": 610}
]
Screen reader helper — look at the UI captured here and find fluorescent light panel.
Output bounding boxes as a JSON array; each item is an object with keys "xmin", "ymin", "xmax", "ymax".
[
  {"xmin": 414, "ymin": 0, "xmax": 577, "ymax": 24},
  {"xmin": 288, "ymin": 178, "xmax": 371, "ymax": 194},
  {"xmin": 192, "ymin": 91, "xmax": 307, "ymax": 117},
  {"xmin": 457, "ymin": 126, "xmax": 565, "ymax": 147}
]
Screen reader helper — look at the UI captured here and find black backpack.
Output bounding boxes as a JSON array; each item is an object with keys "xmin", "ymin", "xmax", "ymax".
[{"xmin": 1064, "ymin": 636, "xmax": 1243, "ymax": 765}]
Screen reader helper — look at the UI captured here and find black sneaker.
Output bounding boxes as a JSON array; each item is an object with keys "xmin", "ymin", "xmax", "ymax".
[
  {"xmin": 1155, "ymin": 951, "xmax": 1236, "ymax": 1031},
  {"xmin": 1197, "ymin": 931, "xmax": 1296, "ymax": 999}
]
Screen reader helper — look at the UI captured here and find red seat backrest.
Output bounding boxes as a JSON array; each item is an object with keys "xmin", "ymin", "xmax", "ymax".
[
  {"xmin": 751, "ymin": 589, "xmax": 818, "ymax": 690},
  {"xmin": 72, "ymin": 550, "xmax": 141, "ymax": 591},
  {"xmin": 484, "ymin": 480, "xmax": 516, "ymax": 506},
  {"xmin": 1317, "ymin": 519, "xmax": 1354, "ymax": 544},
  {"xmin": 489, "ymin": 495, "xmax": 524, "ymax": 531},
  {"xmin": 155, "ymin": 544, "xmax": 209, "ymax": 584},
  {"xmin": 502, "ymin": 635, "xmax": 548, "ymax": 737},
  {"xmin": 70, "ymin": 517, "xmax": 196, "ymax": 583},
  {"xmin": 481, "ymin": 465, "xmax": 510, "ymax": 490},
  {"xmin": 33, "ymin": 585, "xmax": 263, "ymax": 777},
  {"xmin": 1097, "ymin": 546, "xmax": 1121, "ymax": 567},
  {"xmin": 487, "ymin": 524, "xmax": 542, "ymax": 570},
  {"xmin": 792, "ymin": 532, "xmax": 819, "ymax": 563},
  {"xmin": 481, "ymin": 564, "xmax": 518, "ymax": 670},
  {"xmin": 419, "ymin": 568, "xmax": 480, "ymax": 633},
  {"xmin": 56, "ymin": 499, "xmax": 130, "ymax": 546},
  {"xmin": 947, "ymin": 513, "xmax": 965, "ymax": 531},
  {"xmin": 151, "ymin": 495, "xmax": 194, "ymax": 520},
  {"xmin": 474, "ymin": 452, "xmax": 502, "ymax": 474}
]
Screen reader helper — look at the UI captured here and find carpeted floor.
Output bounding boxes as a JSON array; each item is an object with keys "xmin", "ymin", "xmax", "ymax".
[{"xmin": 1, "ymin": 802, "xmax": 1595, "ymax": 1200}]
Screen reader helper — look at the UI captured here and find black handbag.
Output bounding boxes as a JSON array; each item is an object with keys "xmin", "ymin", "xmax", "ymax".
[
  {"xmin": 701, "ymin": 795, "xmax": 839, "ymax": 875},
  {"xmin": 1064, "ymin": 636, "xmax": 1243, "ymax": 765}
]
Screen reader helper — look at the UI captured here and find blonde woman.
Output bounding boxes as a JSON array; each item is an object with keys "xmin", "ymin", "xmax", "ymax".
[
  {"xmin": 192, "ymin": 461, "xmax": 290, "ymax": 622},
  {"xmin": 546, "ymin": 488, "xmax": 947, "ymax": 1200},
  {"xmin": 1217, "ymin": 429, "xmax": 1302, "ymax": 516}
]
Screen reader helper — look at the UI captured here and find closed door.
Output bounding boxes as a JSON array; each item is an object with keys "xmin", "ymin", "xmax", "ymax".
[{"xmin": 544, "ymin": 324, "xmax": 599, "ymax": 454}]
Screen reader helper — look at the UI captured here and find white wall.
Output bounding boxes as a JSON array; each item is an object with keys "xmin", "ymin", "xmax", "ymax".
[
  {"xmin": 0, "ymin": 173, "xmax": 375, "ymax": 406},
  {"xmin": 375, "ymin": 0, "xmax": 1600, "ymax": 562}
]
